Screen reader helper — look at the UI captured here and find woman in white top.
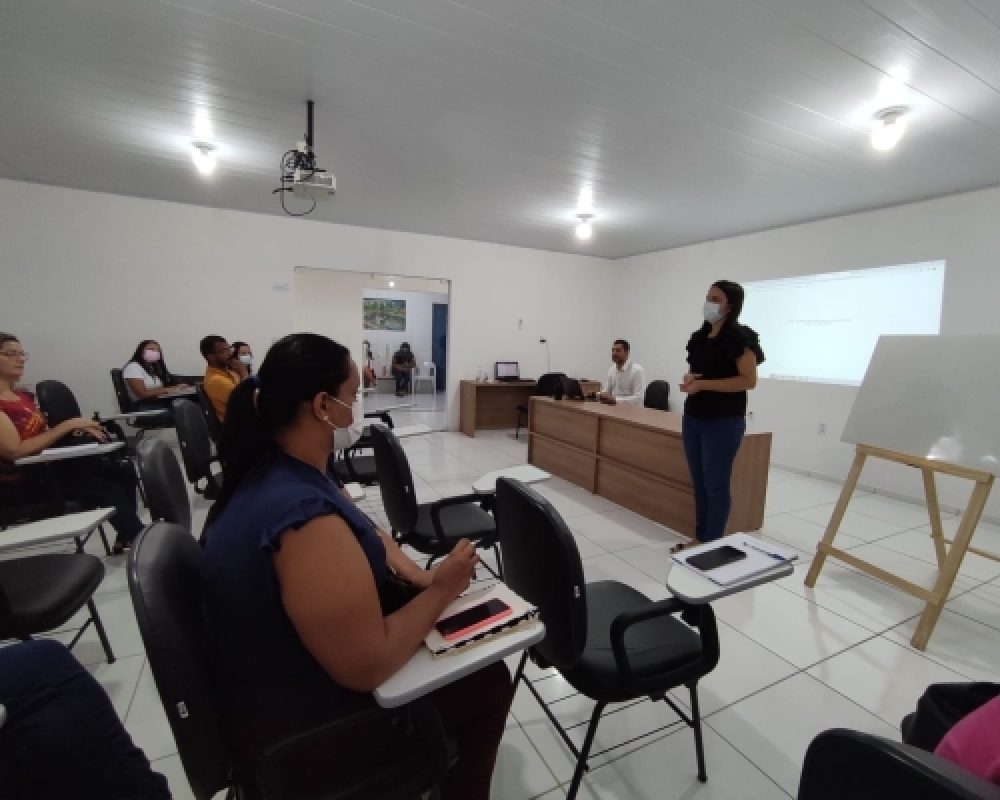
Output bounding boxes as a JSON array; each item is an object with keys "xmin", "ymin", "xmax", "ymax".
[{"xmin": 122, "ymin": 340, "xmax": 189, "ymax": 406}]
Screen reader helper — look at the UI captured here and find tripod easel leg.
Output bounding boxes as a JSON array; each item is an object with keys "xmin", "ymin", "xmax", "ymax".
[
  {"xmin": 922, "ymin": 468, "xmax": 947, "ymax": 568},
  {"xmin": 805, "ymin": 449, "xmax": 867, "ymax": 588},
  {"xmin": 911, "ymin": 479, "xmax": 993, "ymax": 650}
]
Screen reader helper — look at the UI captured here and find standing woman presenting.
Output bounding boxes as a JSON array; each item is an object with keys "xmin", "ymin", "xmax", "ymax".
[{"xmin": 674, "ymin": 280, "xmax": 765, "ymax": 552}]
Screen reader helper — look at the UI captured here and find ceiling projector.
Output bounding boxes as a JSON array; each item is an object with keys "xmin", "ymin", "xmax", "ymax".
[{"xmin": 274, "ymin": 101, "xmax": 335, "ymax": 216}]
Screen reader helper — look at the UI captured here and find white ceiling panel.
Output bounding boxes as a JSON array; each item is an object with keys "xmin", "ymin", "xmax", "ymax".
[{"xmin": 1, "ymin": 0, "xmax": 999, "ymax": 257}]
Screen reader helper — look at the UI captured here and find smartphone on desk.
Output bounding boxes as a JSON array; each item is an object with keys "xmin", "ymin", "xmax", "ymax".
[
  {"xmin": 436, "ymin": 599, "xmax": 512, "ymax": 641},
  {"xmin": 686, "ymin": 545, "xmax": 746, "ymax": 572}
]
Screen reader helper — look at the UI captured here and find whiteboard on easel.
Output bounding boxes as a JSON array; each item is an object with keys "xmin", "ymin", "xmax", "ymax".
[{"xmin": 842, "ymin": 335, "xmax": 1000, "ymax": 476}]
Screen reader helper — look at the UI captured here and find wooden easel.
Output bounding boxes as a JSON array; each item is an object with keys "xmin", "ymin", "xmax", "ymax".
[{"xmin": 804, "ymin": 443, "xmax": 995, "ymax": 651}]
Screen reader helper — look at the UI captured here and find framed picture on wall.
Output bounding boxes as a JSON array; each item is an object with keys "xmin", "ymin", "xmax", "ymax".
[{"xmin": 363, "ymin": 298, "xmax": 406, "ymax": 331}]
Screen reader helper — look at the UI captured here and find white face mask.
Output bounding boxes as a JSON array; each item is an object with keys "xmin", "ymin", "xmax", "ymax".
[
  {"xmin": 703, "ymin": 301, "xmax": 724, "ymax": 324},
  {"xmin": 238, "ymin": 354, "xmax": 253, "ymax": 366},
  {"xmin": 325, "ymin": 396, "xmax": 365, "ymax": 451}
]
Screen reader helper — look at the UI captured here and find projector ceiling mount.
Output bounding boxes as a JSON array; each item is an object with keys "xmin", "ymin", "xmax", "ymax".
[{"xmin": 273, "ymin": 101, "xmax": 336, "ymax": 217}]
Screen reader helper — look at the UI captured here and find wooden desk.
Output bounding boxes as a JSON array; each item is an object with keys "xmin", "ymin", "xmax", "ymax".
[
  {"xmin": 460, "ymin": 380, "xmax": 537, "ymax": 437},
  {"xmin": 528, "ymin": 397, "xmax": 771, "ymax": 538}
]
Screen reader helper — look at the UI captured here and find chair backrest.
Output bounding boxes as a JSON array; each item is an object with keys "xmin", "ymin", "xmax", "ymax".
[
  {"xmin": 36, "ymin": 380, "xmax": 83, "ymax": 426},
  {"xmin": 194, "ymin": 384, "xmax": 222, "ymax": 442},
  {"xmin": 536, "ymin": 373, "xmax": 567, "ymax": 397},
  {"xmin": 370, "ymin": 424, "xmax": 419, "ymax": 535},
  {"xmin": 172, "ymin": 399, "xmax": 215, "ymax": 484},
  {"xmin": 423, "ymin": 362, "xmax": 436, "ymax": 377},
  {"xmin": 137, "ymin": 439, "xmax": 192, "ymax": 535},
  {"xmin": 495, "ymin": 478, "xmax": 588, "ymax": 670},
  {"xmin": 110, "ymin": 368, "xmax": 135, "ymax": 414},
  {"xmin": 127, "ymin": 522, "xmax": 232, "ymax": 800},
  {"xmin": 644, "ymin": 380, "xmax": 670, "ymax": 411}
]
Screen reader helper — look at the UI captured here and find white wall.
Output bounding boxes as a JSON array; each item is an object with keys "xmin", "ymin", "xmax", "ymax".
[
  {"xmin": 0, "ymin": 179, "xmax": 614, "ymax": 430},
  {"xmin": 362, "ymin": 288, "xmax": 446, "ymax": 377},
  {"xmin": 615, "ymin": 185, "xmax": 1000, "ymax": 516},
  {"xmin": 293, "ymin": 267, "xmax": 371, "ymax": 363}
]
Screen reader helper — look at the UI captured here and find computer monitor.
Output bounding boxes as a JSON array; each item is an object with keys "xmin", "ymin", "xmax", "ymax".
[{"xmin": 495, "ymin": 362, "xmax": 520, "ymax": 381}]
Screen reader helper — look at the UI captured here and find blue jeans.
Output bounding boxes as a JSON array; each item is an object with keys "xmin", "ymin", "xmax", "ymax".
[{"xmin": 682, "ymin": 415, "xmax": 746, "ymax": 542}]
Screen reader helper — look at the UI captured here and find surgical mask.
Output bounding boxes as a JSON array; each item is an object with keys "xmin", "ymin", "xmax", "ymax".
[
  {"xmin": 143, "ymin": 349, "xmax": 161, "ymax": 363},
  {"xmin": 238, "ymin": 354, "xmax": 253, "ymax": 366},
  {"xmin": 325, "ymin": 396, "xmax": 364, "ymax": 451},
  {"xmin": 703, "ymin": 302, "xmax": 724, "ymax": 324}
]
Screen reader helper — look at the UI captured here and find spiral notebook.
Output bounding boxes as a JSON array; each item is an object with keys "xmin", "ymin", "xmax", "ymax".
[{"xmin": 424, "ymin": 583, "xmax": 539, "ymax": 659}]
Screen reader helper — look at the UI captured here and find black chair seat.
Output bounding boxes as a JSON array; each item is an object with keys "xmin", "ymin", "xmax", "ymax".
[
  {"xmin": 332, "ymin": 453, "xmax": 377, "ymax": 485},
  {"xmin": 563, "ymin": 581, "xmax": 703, "ymax": 701},
  {"xmin": 0, "ymin": 554, "xmax": 104, "ymax": 636},
  {"xmin": 410, "ymin": 502, "xmax": 496, "ymax": 551}
]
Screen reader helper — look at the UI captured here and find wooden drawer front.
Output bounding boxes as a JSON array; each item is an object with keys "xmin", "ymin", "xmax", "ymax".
[
  {"xmin": 475, "ymin": 386, "xmax": 535, "ymax": 429},
  {"xmin": 597, "ymin": 461, "xmax": 695, "ymax": 537},
  {"xmin": 598, "ymin": 419, "xmax": 691, "ymax": 486},
  {"xmin": 532, "ymin": 402, "xmax": 598, "ymax": 451},
  {"xmin": 530, "ymin": 436, "xmax": 595, "ymax": 492}
]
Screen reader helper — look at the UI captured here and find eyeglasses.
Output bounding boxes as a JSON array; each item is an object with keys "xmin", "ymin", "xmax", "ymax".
[{"xmin": 0, "ymin": 350, "xmax": 29, "ymax": 360}]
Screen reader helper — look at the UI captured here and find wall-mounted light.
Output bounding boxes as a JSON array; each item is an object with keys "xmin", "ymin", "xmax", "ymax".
[
  {"xmin": 388, "ymin": 280, "xmax": 395, "ymax": 288},
  {"xmin": 191, "ymin": 142, "xmax": 217, "ymax": 175},
  {"xmin": 871, "ymin": 106, "xmax": 908, "ymax": 151},
  {"xmin": 575, "ymin": 213, "xmax": 593, "ymax": 240}
]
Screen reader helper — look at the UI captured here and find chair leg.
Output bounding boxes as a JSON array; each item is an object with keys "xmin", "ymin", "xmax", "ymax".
[
  {"xmin": 87, "ymin": 598, "xmax": 116, "ymax": 664},
  {"xmin": 492, "ymin": 543, "xmax": 504, "ymax": 580},
  {"xmin": 689, "ymin": 684, "xmax": 707, "ymax": 782},
  {"xmin": 512, "ymin": 649, "xmax": 529, "ymax": 688},
  {"xmin": 97, "ymin": 524, "xmax": 111, "ymax": 557},
  {"xmin": 567, "ymin": 702, "xmax": 606, "ymax": 800}
]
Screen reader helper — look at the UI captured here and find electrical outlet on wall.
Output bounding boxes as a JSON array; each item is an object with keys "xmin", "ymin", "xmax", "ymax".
[
  {"xmin": 818, "ymin": 423, "xmax": 827, "ymax": 435},
  {"xmin": 518, "ymin": 318, "xmax": 523, "ymax": 330}
]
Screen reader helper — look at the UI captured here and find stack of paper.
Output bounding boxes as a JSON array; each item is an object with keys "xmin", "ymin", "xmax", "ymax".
[
  {"xmin": 425, "ymin": 583, "xmax": 539, "ymax": 659},
  {"xmin": 673, "ymin": 536, "xmax": 798, "ymax": 586}
]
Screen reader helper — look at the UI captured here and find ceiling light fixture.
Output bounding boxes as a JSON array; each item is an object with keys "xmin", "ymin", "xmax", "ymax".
[
  {"xmin": 871, "ymin": 106, "xmax": 908, "ymax": 151},
  {"xmin": 191, "ymin": 141, "xmax": 217, "ymax": 175},
  {"xmin": 575, "ymin": 213, "xmax": 593, "ymax": 240}
]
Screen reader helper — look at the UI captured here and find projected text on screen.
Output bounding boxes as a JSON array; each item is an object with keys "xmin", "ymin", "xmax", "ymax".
[{"xmin": 741, "ymin": 260, "xmax": 945, "ymax": 386}]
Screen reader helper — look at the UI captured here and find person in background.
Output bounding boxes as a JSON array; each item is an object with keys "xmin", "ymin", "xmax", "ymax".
[
  {"xmin": 599, "ymin": 339, "xmax": 646, "ymax": 405},
  {"xmin": 201, "ymin": 333, "xmax": 512, "ymax": 800},
  {"xmin": 232, "ymin": 341, "xmax": 254, "ymax": 375},
  {"xmin": 201, "ymin": 335, "xmax": 248, "ymax": 423},
  {"xmin": 674, "ymin": 280, "xmax": 764, "ymax": 552},
  {"xmin": 391, "ymin": 342, "xmax": 416, "ymax": 397},
  {"xmin": 0, "ymin": 639, "xmax": 172, "ymax": 800},
  {"xmin": 0, "ymin": 333, "xmax": 144, "ymax": 553},
  {"xmin": 935, "ymin": 693, "xmax": 1000, "ymax": 785},
  {"xmin": 122, "ymin": 340, "xmax": 189, "ymax": 407}
]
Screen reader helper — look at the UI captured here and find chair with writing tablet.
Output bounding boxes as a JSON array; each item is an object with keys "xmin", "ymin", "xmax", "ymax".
[
  {"xmin": 495, "ymin": 477, "xmax": 720, "ymax": 800},
  {"xmin": 109, "ymin": 369, "xmax": 173, "ymax": 440}
]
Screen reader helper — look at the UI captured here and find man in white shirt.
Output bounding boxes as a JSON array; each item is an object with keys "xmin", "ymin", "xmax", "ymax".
[{"xmin": 600, "ymin": 339, "xmax": 645, "ymax": 406}]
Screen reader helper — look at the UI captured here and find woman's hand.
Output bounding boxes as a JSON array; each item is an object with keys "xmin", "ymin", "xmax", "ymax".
[
  {"xmin": 174, "ymin": 382, "xmax": 190, "ymax": 390},
  {"xmin": 431, "ymin": 539, "xmax": 478, "ymax": 601},
  {"xmin": 58, "ymin": 417, "xmax": 108, "ymax": 441},
  {"xmin": 680, "ymin": 373, "xmax": 703, "ymax": 395}
]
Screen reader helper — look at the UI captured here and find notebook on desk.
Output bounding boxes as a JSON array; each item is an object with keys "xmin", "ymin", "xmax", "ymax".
[
  {"xmin": 424, "ymin": 583, "xmax": 539, "ymax": 659},
  {"xmin": 673, "ymin": 536, "xmax": 798, "ymax": 586}
]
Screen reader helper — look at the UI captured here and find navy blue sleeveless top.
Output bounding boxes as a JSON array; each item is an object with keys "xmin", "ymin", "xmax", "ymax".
[{"xmin": 201, "ymin": 452, "xmax": 387, "ymax": 690}]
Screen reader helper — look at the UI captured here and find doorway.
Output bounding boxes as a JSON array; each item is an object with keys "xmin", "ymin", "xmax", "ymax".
[{"xmin": 432, "ymin": 303, "xmax": 448, "ymax": 391}]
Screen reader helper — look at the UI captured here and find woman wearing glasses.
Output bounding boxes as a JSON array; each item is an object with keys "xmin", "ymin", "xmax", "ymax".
[{"xmin": 0, "ymin": 333, "xmax": 144, "ymax": 553}]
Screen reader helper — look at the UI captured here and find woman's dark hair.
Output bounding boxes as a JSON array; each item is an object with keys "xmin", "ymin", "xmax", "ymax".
[
  {"xmin": 205, "ymin": 333, "xmax": 352, "ymax": 527},
  {"xmin": 232, "ymin": 341, "xmax": 250, "ymax": 355},
  {"xmin": 127, "ymin": 340, "xmax": 173, "ymax": 384},
  {"xmin": 693, "ymin": 279, "xmax": 765, "ymax": 364},
  {"xmin": 0, "ymin": 333, "xmax": 18, "ymax": 349}
]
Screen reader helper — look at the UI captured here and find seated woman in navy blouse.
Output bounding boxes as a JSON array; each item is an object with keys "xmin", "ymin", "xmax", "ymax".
[{"xmin": 201, "ymin": 333, "xmax": 512, "ymax": 800}]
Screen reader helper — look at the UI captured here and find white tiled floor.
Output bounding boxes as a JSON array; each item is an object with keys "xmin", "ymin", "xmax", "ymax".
[{"xmin": 28, "ymin": 429, "xmax": 1000, "ymax": 799}]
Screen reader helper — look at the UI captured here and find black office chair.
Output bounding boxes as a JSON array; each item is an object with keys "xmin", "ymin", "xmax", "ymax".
[
  {"xmin": 515, "ymin": 372, "xmax": 567, "ymax": 439},
  {"xmin": 194, "ymin": 383, "xmax": 222, "ymax": 443},
  {"xmin": 127, "ymin": 522, "xmax": 451, "ymax": 800},
  {"xmin": 172, "ymin": 399, "xmax": 222, "ymax": 500},
  {"xmin": 797, "ymin": 728, "xmax": 1000, "ymax": 799},
  {"xmin": 136, "ymin": 439, "xmax": 192, "ymax": 536},
  {"xmin": 110, "ymin": 368, "xmax": 173, "ymax": 437},
  {"xmin": 644, "ymin": 380, "xmax": 670, "ymax": 411},
  {"xmin": 370, "ymin": 424, "xmax": 501, "ymax": 577},
  {"xmin": 0, "ymin": 552, "xmax": 114, "ymax": 664},
  {"xmin": 495, "ymin": 477, "xmax": 720, "ymax": 800},
  {"xmin": 330, "ymin": 411, "xmax": 394, "ymax": 487}
]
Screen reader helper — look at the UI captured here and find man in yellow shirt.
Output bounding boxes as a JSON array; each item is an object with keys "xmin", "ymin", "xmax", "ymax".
[{"xmin": 200, "ymin": 335, "xmax": 248, "ymax": 422}]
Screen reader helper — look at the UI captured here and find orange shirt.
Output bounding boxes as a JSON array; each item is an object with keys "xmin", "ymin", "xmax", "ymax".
[{"xmin": 203, "ymin": 366, "xmax": 241, "ymax": 422}]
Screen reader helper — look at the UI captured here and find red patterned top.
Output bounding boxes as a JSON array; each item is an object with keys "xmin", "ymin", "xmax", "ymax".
[{"xmin": 0, "ymin": 390, "xmax": 48, "ymax": 440}]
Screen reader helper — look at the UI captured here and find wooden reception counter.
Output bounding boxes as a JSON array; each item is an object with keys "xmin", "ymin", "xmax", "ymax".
[{"xmin": 527, "ymin": 397, "xmax": 771, "ymax": 538}]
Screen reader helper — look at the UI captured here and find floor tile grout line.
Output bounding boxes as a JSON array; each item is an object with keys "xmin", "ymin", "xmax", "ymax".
[
  {"xmin": 700, "ymin": 716, "xmax": 797, "ymax": 799},
  {"xmin": 123, "ymin": 655, "xmax": 150, "ymax": 725}
]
